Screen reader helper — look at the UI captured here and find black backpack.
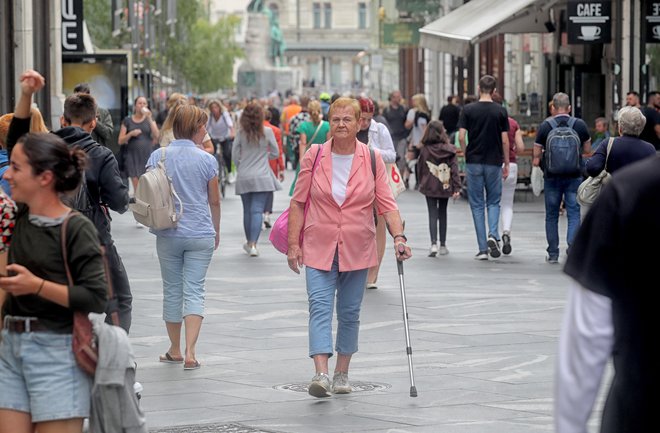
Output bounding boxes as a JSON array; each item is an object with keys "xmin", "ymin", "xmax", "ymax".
[
  {"xmin": 62, "ymin": 171, "xmax": 94, "ymax": 217},
  {"xmin": 544, "ymin": 117, "xmax": 582, "ymax": 176},
  {"xmin": 414, "ymin": 111, "xmax": 430, "ymax": 128}
]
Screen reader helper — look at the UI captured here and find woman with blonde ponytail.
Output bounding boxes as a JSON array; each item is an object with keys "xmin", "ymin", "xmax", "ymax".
[{"xmin": 290, "ymin": 100, "xmax": 330, "ymax": 195}]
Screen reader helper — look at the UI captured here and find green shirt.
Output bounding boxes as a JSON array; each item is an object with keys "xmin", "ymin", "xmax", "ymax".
[
  {"xmin": 296, "ymin": 121, "xmax": 330, "ymax": 148},
  {"xmin": 3, "ymin": 208, "xmax": 108, "ymax": 333}
]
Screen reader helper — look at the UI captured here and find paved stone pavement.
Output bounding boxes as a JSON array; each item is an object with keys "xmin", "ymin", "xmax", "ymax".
[{"xmin": 111, "ymin": 172, "xmax": 608, "ymax": 433}]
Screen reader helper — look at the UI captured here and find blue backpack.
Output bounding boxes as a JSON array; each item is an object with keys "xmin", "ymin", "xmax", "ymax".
[
  {"xmin": 0, "ymin": 153, "xmax": 10, "ymax": 196},
  {"xmin": 544, "ymin": 117, "xmax": 582, "ymax": 176}
]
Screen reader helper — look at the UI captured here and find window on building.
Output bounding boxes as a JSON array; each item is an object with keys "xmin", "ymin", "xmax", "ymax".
[
  {"xmin": 323, "ymin": 3, "xmax": 332, "ymax": 29},
  {"xmin": 358, "ymin": 3, "xmax": 367, "ymax": 29},
  {"xmin": 313, "ymin": 3, "xmax": 321, "ymax": 29}
]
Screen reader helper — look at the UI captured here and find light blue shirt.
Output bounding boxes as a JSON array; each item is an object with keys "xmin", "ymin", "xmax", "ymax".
[{"xmin": 146, "ymin": 139, "xmax": 218, "ymax": 238}]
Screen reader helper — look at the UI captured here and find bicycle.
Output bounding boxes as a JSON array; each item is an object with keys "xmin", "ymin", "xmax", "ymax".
[{"xmin": 212, "ymin": 138, "xmax": 228, "ymax": 197}]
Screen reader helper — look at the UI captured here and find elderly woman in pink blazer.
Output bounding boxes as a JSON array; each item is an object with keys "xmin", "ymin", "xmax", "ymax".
[{"xmin": 287, "ymin": 97, "xmax": 412, "ymax": 398}]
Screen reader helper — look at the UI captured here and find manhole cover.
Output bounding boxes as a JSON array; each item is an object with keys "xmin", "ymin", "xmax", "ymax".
[
  {"xmin": 150, "ymin": 423, "xmax": 281, "ymax": 433},
  {"xmin": 274, "ymin": 381, "xmax": 391, "ymax": 393}
]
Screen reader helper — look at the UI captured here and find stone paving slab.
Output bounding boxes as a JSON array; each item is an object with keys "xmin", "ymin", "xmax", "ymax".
[{"xmin": 107, "ymin": 173, "xmax": 608, "ymax": 432}]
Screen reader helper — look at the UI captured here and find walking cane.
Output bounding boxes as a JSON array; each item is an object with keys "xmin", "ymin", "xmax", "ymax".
[{"xmin": 396, "ymin": 242, "xmax": 418, "ymax": 397}]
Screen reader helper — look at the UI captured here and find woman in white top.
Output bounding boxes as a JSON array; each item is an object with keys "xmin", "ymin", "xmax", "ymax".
[
  {"xmin": 357, "ymin": 97, "xmax": 397, "ymax": 290},
  {"xmin": 404, "ymin": 94, "xmax": 430, "ymax": 189}
]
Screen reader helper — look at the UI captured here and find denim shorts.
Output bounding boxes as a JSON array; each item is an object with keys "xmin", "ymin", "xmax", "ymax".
[{"xmin": 0, "ymin": 329, "xmax": 92, "ymax": 422}]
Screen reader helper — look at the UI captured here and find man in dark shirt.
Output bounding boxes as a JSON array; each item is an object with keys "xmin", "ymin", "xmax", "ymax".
[
  {"xmin": 638, "ymin": 91, "xmax": 660, "ymax": 150},
  {"xmin": 9, "ymin": 80, "xmax": 133, "ymax": 333},
  {"xmin": 438, "ymin": 95, "xmax": 460, "ymax": 136},
  {"xmin": 533, "ymin": 92, "xmax": 591, "ymax": 264},
  {"xmin": 382, "ymin": 90, "xmax": 410, "ymax": 175},
  {"xmin": 73, "ymin": 83, "xmax": 114, "ymax": 148},
  {"xmin": 557, "ymin": 155, "xmax": 660, "ymax": 433},
  {"xmin": 458, "ymin": 75, "xmax": 510, "ymax": 260}
]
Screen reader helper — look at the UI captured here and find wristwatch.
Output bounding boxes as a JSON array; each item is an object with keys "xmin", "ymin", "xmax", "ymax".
[{"xmin": 393, "ymin": 234, "xmax": 407, "ymax": 243}]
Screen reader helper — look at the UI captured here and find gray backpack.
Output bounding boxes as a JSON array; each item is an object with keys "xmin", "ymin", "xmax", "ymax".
[{"xmin": 129, "ymin": 148, "xmax": 183, "ymax": 229}]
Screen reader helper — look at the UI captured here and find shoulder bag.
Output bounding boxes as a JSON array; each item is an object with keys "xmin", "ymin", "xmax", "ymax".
[
  {"xmin": 270, "ymin": 144, "xmax": 323, "ymax": 254},
  {"xmin": 367, "ymin": 126, "xmax": 405, "ymax": 199},
  {"xmin": 307, "ymin": 121, "xmax": 324, "ymax": 146},
  {"xmin": 62, "ymin": 212, "xmax": 119, "ymax": 376},
  {"xmin": 577, "ymin": 137, "xmax": 614, "ymax": 207}
]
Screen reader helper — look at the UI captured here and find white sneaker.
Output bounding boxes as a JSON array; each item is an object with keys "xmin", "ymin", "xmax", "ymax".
[
  {"xmin": 249, "ymin": 246, "xmax": 259, "ymax": 257},
  {"xmin": 263, "ymin": 214, "xmax": 272, "ymax": 229},
  {"xmin": 428, "ymin": 244, "xmax": 438, "ymax": 257},
  {"xmin": 243, "ymin": 243, "xmax": 251, "ymax": 254},
  {"xmin": 308, "ymin": 373, "xmax": 331, "ymax": 398},
  {"xmin": 228, "ymin": 172, "xmax": 237, "ymax": 184},
  {"xmin": 438, "ymin": 245, "xmax": 449, "ymax": 255}
]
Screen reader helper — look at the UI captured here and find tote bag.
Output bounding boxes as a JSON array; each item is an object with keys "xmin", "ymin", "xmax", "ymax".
[{"xmin": 270, "ymin": 144, "xmax": 323, "ymax": 254}]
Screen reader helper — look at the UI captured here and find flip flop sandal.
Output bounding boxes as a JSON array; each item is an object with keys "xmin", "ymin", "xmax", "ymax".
[
  {"xmin": 159, "ymin": 352, "xmax": 184, "ymax": 364},
  {"xmin": 183, "ymin": 360, "xmax": 201, "ymax": 370}
]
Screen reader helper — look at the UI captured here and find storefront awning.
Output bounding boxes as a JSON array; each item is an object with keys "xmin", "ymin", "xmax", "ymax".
[{"xmin": 419, "ymin": 0, "xmax": 558, "ymax": 57}]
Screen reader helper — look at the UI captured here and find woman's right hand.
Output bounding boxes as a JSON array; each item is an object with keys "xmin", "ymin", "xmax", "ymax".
[
  {"xmin": 132, "ymin": 129, "xmax": 142, "ymax": 137},
  {"xmin": 287, "ymin": 245, "xmax": 303, "ymax": 274}
]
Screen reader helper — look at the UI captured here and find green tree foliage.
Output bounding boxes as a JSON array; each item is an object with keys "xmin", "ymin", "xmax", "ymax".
[
  {"xmin": 83, "ymin": 0, "xmax": 242, "ymax": 92},
  {"xmin": 179, "ymin": 17, "xmax": 243, "ymax": 93}
]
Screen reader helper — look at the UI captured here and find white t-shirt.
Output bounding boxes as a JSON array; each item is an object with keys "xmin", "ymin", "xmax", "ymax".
[
  {"xmin": 331, "ymin": 153, "xmax": 354, "ymax": 206},
  {"xmin": 407, "ymin": 108, "xmax": 428, "ymax": 148}
]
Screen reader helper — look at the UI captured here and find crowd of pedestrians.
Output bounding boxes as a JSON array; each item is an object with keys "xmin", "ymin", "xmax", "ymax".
[{"xmin": 0, "ymin": 66, "xmax": 658, "ymax": 433}]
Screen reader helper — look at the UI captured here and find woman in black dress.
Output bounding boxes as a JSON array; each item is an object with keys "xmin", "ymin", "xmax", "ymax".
[{"xmin": 118, "ymin": 96, "xmax": 159, "ymax": 192}]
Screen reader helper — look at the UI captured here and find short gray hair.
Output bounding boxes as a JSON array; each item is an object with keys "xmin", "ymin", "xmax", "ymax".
[
  {"xmin": 552, "ymin": 92, "xmax": 570, "ymax": 110},
  {"xmin": 617, "ymin": 106, "xmax": 647, "ymax": 136}
]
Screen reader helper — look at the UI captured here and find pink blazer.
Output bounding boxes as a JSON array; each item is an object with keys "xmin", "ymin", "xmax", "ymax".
[{"xmin": 292, "ymin": 139, "xmax": 398, "ymax": 271}]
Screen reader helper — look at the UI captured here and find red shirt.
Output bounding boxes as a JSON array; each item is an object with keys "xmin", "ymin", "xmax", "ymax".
[
  {"xmin": 264, "ymin": 121, "xmax": 284, "ymax": 175},
  {"xmin": 507, "ymin": 117, "xmax": 520, "ymax": 163}
]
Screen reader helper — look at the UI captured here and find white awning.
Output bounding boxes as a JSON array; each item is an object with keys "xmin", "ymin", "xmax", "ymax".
[{"xmin": 419, "ymin": 0, "xmax": 559, "ymax": 57}]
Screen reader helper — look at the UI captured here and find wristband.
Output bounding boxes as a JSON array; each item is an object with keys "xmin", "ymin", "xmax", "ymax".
[
  {"xmin": 35, "ymin": 279, "xmax": 45, "ymax": 296},
  {"xmin": 393, "ymin": 234, "xmax": 407, "ymax": 242}
]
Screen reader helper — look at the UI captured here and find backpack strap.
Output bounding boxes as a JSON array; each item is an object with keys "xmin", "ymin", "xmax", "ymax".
[
  {"xmin": 547, "ymin": 117, "xmax": 558, "ymax": 129},
  {"xmin": 157, "ymin": 147, "xmax": 184, "ymax": 224},
  {"xmin": 567, "ymin": 117, "xmax": 577, "ymax": 129},
  {"xmin": 604, "ymin": 137, "xmax": 614, "ymax": 171},
  {"xmin": 61, "ymin": 212, "xmax": 119, "ymax": 326},
  {"xmin": 369, "ymin": 147, "xmax": 376, "ymax": 180}
]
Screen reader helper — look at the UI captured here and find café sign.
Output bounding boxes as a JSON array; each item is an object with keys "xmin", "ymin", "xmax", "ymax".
[
  {"xmin": 646, "ymin": 2, "xmax": 660, "ymax": 43},
  {"xmin": 567, "ymin": 0, "xmax": 611, "ymax": 44},
  {"xmin": 61, "ymin": 0, "xmax": 84, "ymax": 52}
]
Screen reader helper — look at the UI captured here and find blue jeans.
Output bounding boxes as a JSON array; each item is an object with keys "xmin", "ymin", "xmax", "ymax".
[
  {"xmin": 156, "ymin": 236, "xmax": 215, "ymax": 322},
  {"xmin": 305, "ymin": 252, "xmax": 368, "ymax": 358},
  {"xmin": 240, "ymin": 191, "xmax": 270, "ymax": 243},
  {"xmin": 544, "ymin": 176, "xmax": 582, "ymax": 258},
  {"xmin": 466, "ymin": 163, "xmax": 503, "ymax": 252}
]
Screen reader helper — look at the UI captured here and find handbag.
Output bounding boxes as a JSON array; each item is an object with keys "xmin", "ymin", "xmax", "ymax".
[
  {"xmin": 577, "ymin": 137, "xmax": 614, "ymax": 207},
  {"xmin": 386, "ymin": 163, "xmax": 406, "ymax": 198},
  {"xmin": 61, "ymin": 212, "xmax": 119, "ymax": 376},
  {"xmin": 270, "ymin": 144, "xmax": 323, "ymax": 254}
]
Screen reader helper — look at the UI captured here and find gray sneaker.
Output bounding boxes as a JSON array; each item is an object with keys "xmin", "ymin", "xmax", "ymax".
[
  {"xmin": 308, "ymin": 373, "xmax": 331, "ymax": 398},
  {"xmin": 331, "ymin": 371, "xmax": 352, "ymax": 394}
]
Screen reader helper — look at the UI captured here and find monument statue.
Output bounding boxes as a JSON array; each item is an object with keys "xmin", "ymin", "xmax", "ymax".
[
  {"xmin": 247, "ymin": 0, "xmax": 264, "ymax": 13},
  {"xmin": 265, "ymin": 9, "xmax": 286, "ymax": 66},
  {"xmin": 239, "ymin": 1, "xmax": 293, "ymax": 98}
]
